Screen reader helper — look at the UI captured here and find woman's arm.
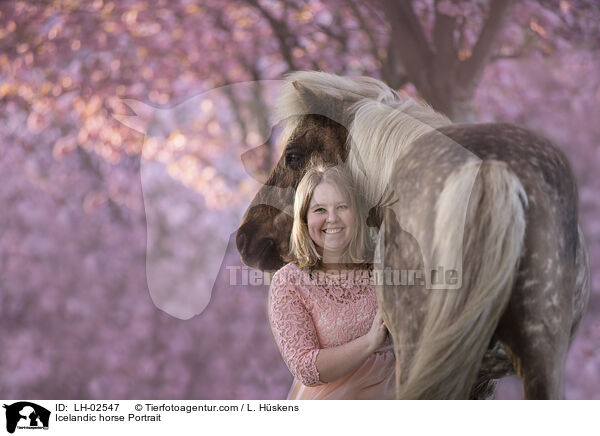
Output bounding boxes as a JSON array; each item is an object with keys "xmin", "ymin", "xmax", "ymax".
[
  {"xmin": 316, "ymin": 309, "xmax": 388, "ymax": 383},
  {"xmin": 268, "ymin": 270, "xmax": 324, "ymax": 387}
]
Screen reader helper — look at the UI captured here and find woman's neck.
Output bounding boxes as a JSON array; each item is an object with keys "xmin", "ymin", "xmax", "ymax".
[
  {"xmin": 316, "ymin": 261, "xmax": 371, "ymax": 273},
  {"xmin": 316, "ymin": 248, "xmax": 371, "ymax": 272}
]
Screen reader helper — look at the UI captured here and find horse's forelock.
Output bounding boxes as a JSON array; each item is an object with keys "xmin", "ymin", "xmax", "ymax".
[{"xmin": 275, "ymin": 71, "xmax": 400, "ymax": 132}]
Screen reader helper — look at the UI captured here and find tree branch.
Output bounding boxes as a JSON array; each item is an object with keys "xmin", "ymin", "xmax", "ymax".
[
  {"xmin": 458, "ymin": 0, "xmax": 514, "ymax": 86},
  {"xmin": 348, "ymin": 0, "xmax": 381, "ymax": 63},
  {"xmin": 379, "ymin": 0, "xmax": 434, "ymax": 91},
  {"xmin": 489, "ymin": 50, "xmax": 524, "ymax": 62},
  {"xmin": 433, "ymin": 0, "xmax": 458, "ymax": 71},
  {"xmin": 245, "ymin": 0, "xmax": 299, "ymax": 71},
  {"xmin": 249, "ymin": 64, "xmax": 274, "ymax": 176},
  {"xmin": 75, "ymin": 146, "xmax": 125, "ymax": 223},
  {"xmin": 222, "ymin": 83, "xmax": 249, "ymax": 146},
  {"xmin": 314, "ymin": 20, "xmax": 349, "ymax": 54}
]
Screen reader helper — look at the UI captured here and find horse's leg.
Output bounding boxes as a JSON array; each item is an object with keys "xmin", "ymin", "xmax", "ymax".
[
  {"xmin": 380, "ymin": 206, "xmax": 509, "ymax": 400},
  {"xmin": 470, "ymin": 340, "xmax": 514, "ymax": 399},
  {"xmin": 496, "ymin": 226, "xmax": 576, "ymax": 399},
  {"xmin": 470, "ymin": 379, "xmax": 499, "ymax": 400},
  {"xmin": 375, "ymin": 207, "xmax": 428, "ymax": 398}
]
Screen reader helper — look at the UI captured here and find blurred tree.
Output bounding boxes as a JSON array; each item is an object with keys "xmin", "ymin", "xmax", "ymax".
[
  {"xmin": 236, "ymin": 0, "xmax": 600, "ymax": 120},
  {"xmin": 0, "ymin": 0, "xmax": 598, "ymax": 399}
]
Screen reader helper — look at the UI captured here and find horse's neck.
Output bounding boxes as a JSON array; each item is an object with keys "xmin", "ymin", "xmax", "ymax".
[
  {"xmin": 347, "ymin": 135, "xmax": 413, "ymax": 207},
  {"xmin": 347, "ymin": 99, "xmax": 450, "ymax": 206}
]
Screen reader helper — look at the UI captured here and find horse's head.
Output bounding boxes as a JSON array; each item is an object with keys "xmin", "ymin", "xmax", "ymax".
[{"xmin": 237, "ymin": 80, "xmax": 358, "ymax": 271}]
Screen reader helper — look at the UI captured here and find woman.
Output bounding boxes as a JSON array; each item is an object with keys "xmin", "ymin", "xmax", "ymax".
[{"xmin": 268, "ymin": 162, "xmax": 395, "ymax": 400}]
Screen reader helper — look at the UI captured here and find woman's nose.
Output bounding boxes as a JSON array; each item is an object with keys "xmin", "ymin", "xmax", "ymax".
[{"xmin": 326, "ymin": 209, "xmax": 338, "ymax": 222}]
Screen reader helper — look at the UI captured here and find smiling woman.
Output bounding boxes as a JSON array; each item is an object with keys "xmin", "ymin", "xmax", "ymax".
[{"xmin": 267, "ymin": 162, "xmax": 395, "ymax": 400}]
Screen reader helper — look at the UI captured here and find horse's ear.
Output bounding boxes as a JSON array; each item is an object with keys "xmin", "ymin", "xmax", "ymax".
[
  {"xmin": 292, "ymin": 81, "xmax": 347, "ymax": 125},
  {"xmin": 292, "ymin": 81, "xmax": 321, "ymax": 104}
]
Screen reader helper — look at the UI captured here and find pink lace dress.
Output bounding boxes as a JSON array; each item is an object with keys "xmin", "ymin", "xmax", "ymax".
[{"xmin": 268, "ymin": 262, "xmax": 395, "ymax": 400}]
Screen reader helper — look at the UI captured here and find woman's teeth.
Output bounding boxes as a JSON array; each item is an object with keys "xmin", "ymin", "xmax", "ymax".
[{"xmin": 323, "ymin": 228, "xmax": 343, "ymax": 234}]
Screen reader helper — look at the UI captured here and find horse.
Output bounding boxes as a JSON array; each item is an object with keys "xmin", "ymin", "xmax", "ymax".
[{"xmin": 236, "ymin": 71, "xmax": 590, "ymax": 399}]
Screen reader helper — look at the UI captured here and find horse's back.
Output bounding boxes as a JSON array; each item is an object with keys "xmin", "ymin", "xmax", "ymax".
[
  {"xmin": 412, "ymin": 122, "xmax": 585, "ymax": 309},
  {"xmin": 425, "ymin": 122, "xmax": 579, "ymax": 262}
]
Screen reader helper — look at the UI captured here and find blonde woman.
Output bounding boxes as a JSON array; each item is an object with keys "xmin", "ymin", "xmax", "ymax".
[{"xmin": 268, "ymin": 163, "xmax": 395, "ymax": 400}]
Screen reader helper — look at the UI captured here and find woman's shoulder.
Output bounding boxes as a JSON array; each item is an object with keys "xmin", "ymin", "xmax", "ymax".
[
  {"xmin": 271, "ymin": 262, "xmax": 305, "ymax": 284},
  {"xmin": 276, "ymin": 261, "xmax": 302, "ymax": 274},
  {"xmin": 269, "ymin": 263, "xmax": 312, "ymax": 303}
]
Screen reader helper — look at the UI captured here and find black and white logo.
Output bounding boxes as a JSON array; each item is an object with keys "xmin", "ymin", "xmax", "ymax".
[{"xmin": 3, "ymin": 402, "xmax": 50, "ymax": 434}]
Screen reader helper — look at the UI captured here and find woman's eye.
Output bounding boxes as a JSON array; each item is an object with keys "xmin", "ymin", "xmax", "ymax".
[
  {"xmin": 314, "ymin": 208, "xmax": 325, "ymax": 213},
  {"xmin": 338, "ymin": 205, "xmax": 348, "ymax": 209}
]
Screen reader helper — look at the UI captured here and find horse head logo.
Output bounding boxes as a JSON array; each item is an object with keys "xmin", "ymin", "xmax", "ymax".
[
  {"xmin": 3, "ymin": 402, "xmax": 50, "ymax": 434},
  {"xmin": 112, "ymin": 81, "xmax": 295, "ymax": 319}
]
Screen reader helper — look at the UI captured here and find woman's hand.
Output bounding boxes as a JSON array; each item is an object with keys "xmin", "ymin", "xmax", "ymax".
[
  {"xmin": 315, "ymin": 309, "xmax": 393, "ymax": 383},
  {"xmin": 366, "ymin": 309, "xmax": 389, "ymax": 353}
]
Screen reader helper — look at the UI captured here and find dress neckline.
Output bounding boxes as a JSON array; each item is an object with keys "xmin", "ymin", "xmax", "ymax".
[{"xmin": 306, "ymin": 263, "xmax": 373, "ymax": 282}]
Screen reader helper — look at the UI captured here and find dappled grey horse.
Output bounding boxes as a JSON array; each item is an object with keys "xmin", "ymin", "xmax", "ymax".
[{"xmin": 237, "ymin": 71, "xmax": 589, "ymax": 399}]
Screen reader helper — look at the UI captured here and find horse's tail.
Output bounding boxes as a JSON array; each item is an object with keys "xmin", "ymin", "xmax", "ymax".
[{"xmin": 397, "ymin": 160, "xmax": 527, "ymax": 399}]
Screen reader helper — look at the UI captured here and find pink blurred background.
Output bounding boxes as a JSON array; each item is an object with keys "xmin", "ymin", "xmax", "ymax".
[{"xmin": 0, "ymin": 0, "xmax": 598, "ymax": 399}]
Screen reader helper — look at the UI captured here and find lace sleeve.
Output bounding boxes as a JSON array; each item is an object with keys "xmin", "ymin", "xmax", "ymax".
[{"xmin": 268, "ymin": 268, "xmax": 324, "ymax": 387}]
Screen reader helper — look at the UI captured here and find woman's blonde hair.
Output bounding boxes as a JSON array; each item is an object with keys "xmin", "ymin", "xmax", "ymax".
[{"xmin": 289, "ymin": 161, "xmax": 373, "ymax": 269}]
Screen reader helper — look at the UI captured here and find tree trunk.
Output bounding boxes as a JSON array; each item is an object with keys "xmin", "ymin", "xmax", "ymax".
[
  {"xmin": 423, "ymin": 83, "xmax": 477, "ymax": 122},
  {"xmin": 381, "ymin": 0, "xmax": 513, "ymax": 122}
]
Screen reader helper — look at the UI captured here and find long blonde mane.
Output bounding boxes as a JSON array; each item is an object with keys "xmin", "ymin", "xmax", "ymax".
[{"xmin": 275, "ymin": 71, "xmax": 452, "ymax": 205}]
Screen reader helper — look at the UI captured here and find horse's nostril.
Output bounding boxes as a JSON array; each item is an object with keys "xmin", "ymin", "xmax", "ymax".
[{"xmin": 236, "ymin": 231, "xmax": 248, "ymax": 252}]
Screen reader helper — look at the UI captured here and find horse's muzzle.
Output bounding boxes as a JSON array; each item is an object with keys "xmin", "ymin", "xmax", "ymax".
[{"xmin": 236, "ymin": 225, "xmax": 285, "ymax": 271}]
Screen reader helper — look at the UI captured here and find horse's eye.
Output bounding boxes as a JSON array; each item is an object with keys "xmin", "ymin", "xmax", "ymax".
[{"xmin": 285, "ymin": 152, "xmax": 303, "ymax": 168}]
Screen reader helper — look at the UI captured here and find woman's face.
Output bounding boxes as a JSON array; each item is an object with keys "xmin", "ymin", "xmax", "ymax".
[{"xmin": 306, "ymin": 181, "xmax": 355, "ymax": 258}]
